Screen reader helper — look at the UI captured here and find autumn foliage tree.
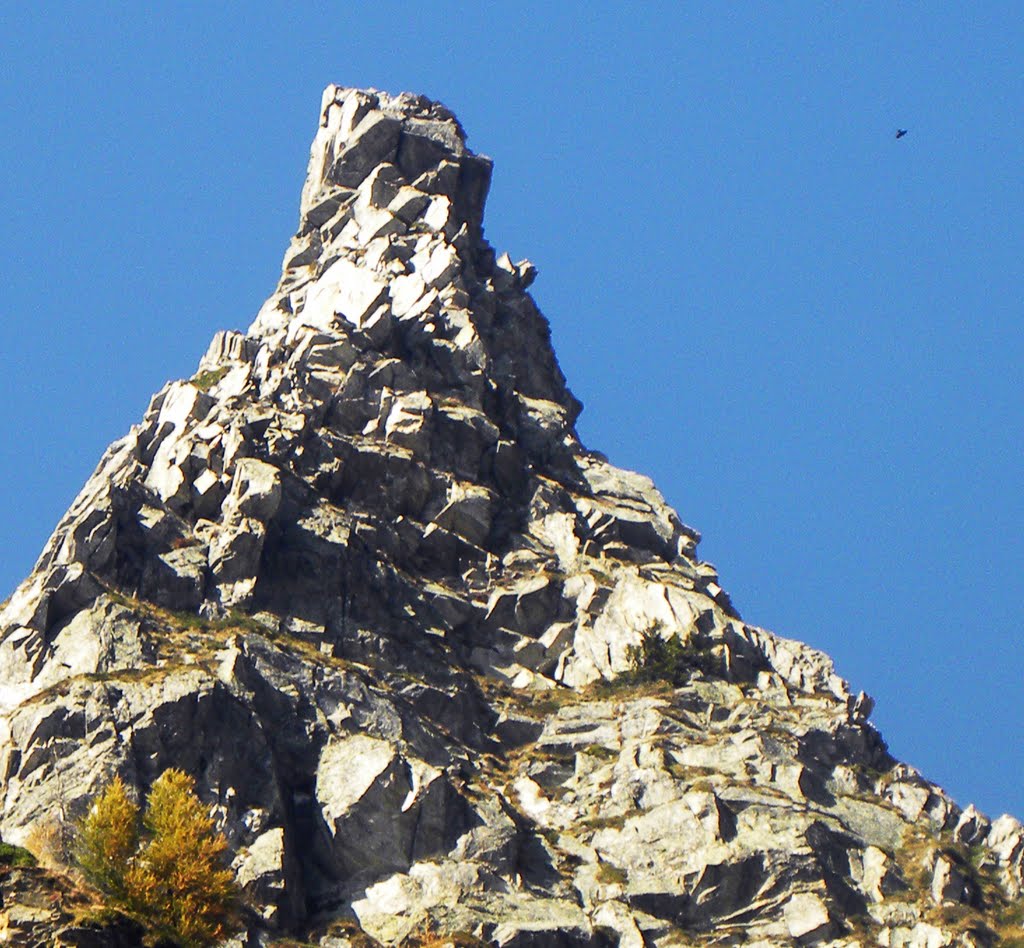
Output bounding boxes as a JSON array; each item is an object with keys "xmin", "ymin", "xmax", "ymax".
[
  {"xmin": 75, "ymin": 769, "xmax": 239, "ymax": 947},
  {"xmin": 74, "ymin": 775, "xmax": 139, "ymax": 901}
]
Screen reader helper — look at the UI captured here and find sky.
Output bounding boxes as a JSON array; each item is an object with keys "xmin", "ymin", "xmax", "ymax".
[{"xmin": 1, "ymin": 4, "xmax": 1021, "ymax": 818}]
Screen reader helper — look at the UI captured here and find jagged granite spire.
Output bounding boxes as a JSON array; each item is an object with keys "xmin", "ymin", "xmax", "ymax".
[{"xmin": 0, "ymin": 87, "xmax": 1022, "ymax": 946}]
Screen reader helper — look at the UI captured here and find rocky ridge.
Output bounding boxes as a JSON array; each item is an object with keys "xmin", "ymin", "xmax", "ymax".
[{"xmin": 1, "ymin": 85, "xmax": 1022, "ymax": 947}]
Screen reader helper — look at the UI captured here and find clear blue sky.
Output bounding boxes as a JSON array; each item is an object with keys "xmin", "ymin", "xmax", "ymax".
[{"xmin": 2, "ymin": 5, "xmax": 1021, "ymax": 818}]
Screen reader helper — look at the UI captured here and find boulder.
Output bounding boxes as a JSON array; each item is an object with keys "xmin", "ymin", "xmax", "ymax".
[
  {"xmin": 303, "ymin": 257, "xmax": 390, "ymax": 331},
  {"xmin": 224, "ymin": 458, "xmax": 282, "ymax": 523},
  {"xmin": 330, "ymin": 111, "xmax": 403, "ymax": 187}
]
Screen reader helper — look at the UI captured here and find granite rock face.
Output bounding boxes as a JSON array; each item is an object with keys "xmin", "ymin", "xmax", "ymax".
[{"xmin": 1, "ymin": 86, "xmax": 1021, "ymax": 947}]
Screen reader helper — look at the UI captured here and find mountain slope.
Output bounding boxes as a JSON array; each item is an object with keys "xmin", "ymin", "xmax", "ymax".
[{"xmin": 1, "ymin": 85, "xmax": 1021, "ymax": 947}]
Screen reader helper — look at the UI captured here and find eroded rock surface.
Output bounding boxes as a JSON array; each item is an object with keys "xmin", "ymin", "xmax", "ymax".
[{"xmin": 1, "ymin": 86, "xmax": 1021, "ymax": 947}]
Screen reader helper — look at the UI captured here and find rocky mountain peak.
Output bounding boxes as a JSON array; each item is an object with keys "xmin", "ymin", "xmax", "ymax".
[
  {"xmin": 1, "ymin": 87, "xmax": 1022, "ymax": 947},
  {"xmin": 299, "ymin": 86, "xmax": 476, "ymax": 223}
]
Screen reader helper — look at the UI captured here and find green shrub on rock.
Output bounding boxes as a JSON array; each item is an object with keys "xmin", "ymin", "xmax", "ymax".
[
  {"xmin": 0, "ymin": 841, "xmax": 38, "ymax": 867},
  {"xmin": 624, "ymin": 624, "xmax": 715, "ymax": 686}
]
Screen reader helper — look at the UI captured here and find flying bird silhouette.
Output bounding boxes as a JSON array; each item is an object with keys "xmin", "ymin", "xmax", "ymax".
[{"xmin": 896, "ymin": 129, "xmax": 908, "ymax": 139}]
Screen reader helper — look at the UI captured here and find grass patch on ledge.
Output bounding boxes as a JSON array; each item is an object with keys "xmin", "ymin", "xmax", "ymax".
[
  {"xmin": 107, "ymin": 589, "xmax": 270, "ymax": 638},
  {"xmin": 595, "ymin": 860, "xmax": 628, "ymax": 885},
  {"xmin": 585, "ymin": 676, "xmax": 677, "ymax": 702},
  {"xmin": 488, "ymin": 672, "xmax": 679, "ymax": 722},
  {"xmin": 190, "ymin": 365, "xmax": 231, "ymax": 391},
  {"xmin": 21, "ymin": 663, "xmax": 208, "ymax": 708},
  {"xmin": 889, "ymin": 821, "xmax": 1024, "ymax": 944},
  {"xmin": 479, "ymin": 629, "xmax": 716, "ymax": 721},
  {"xmin": 105, "ymin": 587, "xmax": 371, "ymax": 680},
  {"xmin": 581, "ymin": 743, "xmax": 619, "ymax": 760},
  {"xmin": 581, "ymin": 812, "xmax": 631, "ymax": 832}
]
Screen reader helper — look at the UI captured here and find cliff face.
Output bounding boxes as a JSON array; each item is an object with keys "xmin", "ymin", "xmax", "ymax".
[{"xmin": 1, "ymin": 86, "xmax": 1021, "ymax": 947}]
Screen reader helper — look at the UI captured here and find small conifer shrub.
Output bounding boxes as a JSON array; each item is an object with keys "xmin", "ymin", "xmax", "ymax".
[{"xmin": 624, "ymin": 623, "xmax": 715, "ymax": 686}]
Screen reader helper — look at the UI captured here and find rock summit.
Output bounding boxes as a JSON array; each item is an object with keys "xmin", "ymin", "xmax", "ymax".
[{"xmin": 1, "ymin": 86, "xmax": 1022, "ymax": 947}]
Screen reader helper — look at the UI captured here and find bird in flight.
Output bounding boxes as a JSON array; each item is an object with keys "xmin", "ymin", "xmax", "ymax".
[{"xmin": 896, "ymin": 129, "xmax": 908, "ymax": 139}]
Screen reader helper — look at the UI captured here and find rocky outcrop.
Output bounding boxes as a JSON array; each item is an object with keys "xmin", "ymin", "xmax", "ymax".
[
  {"xmin": 1, "ymin": 85, "xmax": 1021, "ymax": 946},
  {"xmin": 0, "ymin": 863, "xmax": 143, "ymax": 946}
]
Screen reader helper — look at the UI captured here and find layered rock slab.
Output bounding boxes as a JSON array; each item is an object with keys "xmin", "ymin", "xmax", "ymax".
[{"xmin": 1, "ymin": 86, "xmax": 1022, "ymax": 947}]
